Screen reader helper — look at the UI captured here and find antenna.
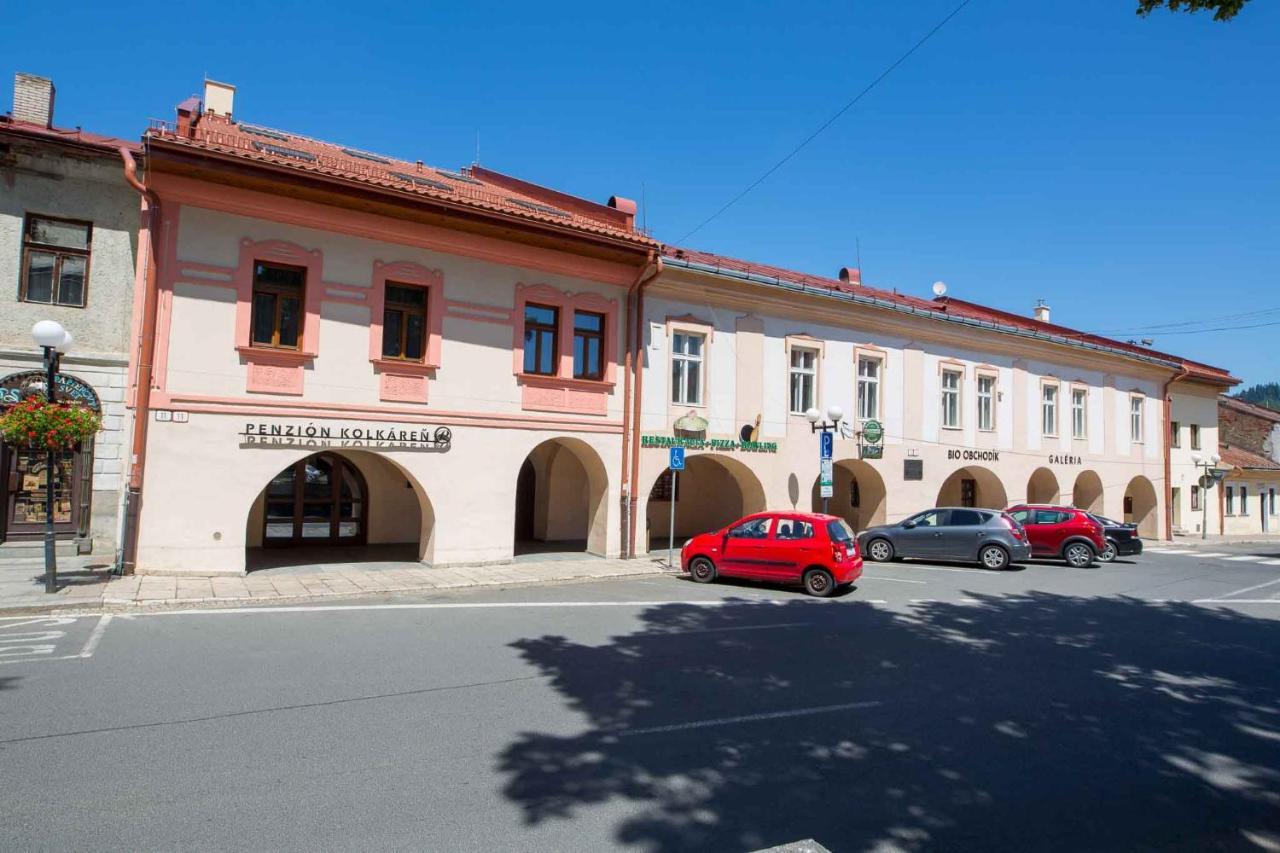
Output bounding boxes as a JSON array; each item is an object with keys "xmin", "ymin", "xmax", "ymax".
[
  {"xmin": 856, "ymin": 236, "xmax": 862, "ymax": 272},
  {"xmin": 932, "ymin": 281, "xmax": 948, "ymax": 297},
  {"xmin": 474, "ymin": 131, "xmax": 480, "ymax": 166},
  {"xmin": 641, "ymin": 180, "xmax": 648, "ymax": 235}
]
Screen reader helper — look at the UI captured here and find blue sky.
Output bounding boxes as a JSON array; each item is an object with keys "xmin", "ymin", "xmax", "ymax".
[{"xmin": 6, "ymin": 0, "xmax": 1277, "ymax": 384}]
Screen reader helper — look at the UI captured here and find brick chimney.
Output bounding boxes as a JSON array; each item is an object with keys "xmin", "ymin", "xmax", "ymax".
[
  {"xmin": 13, "ymin": 73, "xmax": 55, "ymax": 127},
  {"xmin": 1034, "ymin": 299, "xmax": 1051, "ymax": 324}
]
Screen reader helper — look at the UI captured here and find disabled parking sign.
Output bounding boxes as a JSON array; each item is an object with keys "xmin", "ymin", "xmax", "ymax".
[{"xmin": 669, "ymin": 446, "xmax": 685, "ymax": 470}]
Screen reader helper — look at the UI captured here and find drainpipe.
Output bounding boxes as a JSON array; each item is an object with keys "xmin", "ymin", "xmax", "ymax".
[
  {"xmin": 119, "ymin": 145, "xmax": 161, "ymax": 574},
  {"xmin": 626, "ymin": 257, "xmax": 664, "ymax": 557},
  {"xmin": 620, "ymin": 251, "xmax": 658, "ymax": 557},
  {"xmin": 1162, "ymin": 364, "xmax": 1190, "ymax": 542}
]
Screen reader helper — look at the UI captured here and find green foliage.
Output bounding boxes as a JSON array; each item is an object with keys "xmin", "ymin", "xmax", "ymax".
[
  {"xmin": 0, "ymin": 397, "xmax": 102, "ymax": 449},
  {"xmin": 1136, "ymin": 0, "xmax": 1250, "ymax": 20},
  {"xmin": 1233, "ymin": 383, "xmax": 1280, "ymax": 411}
]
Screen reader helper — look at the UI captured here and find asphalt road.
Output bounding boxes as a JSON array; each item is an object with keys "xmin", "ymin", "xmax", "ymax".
[{"xmin": 2, "ymin": 548, "xmax": 1279, "ymax": 853}]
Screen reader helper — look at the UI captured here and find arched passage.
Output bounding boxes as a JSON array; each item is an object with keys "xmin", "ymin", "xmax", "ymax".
[
  {"xmin": 1026, "ymin": 467, "xmax": 1061, "ymax": 505},
  {"xmin": 1072, "ymin": 470, "xmax": 1105, "ymax": 514},
  {"xmin": 514, "ymin": 438, "xmax": 609, "ymax": 557},
  {"xmin": 810, "ymin": 459, "xmax": 887, "ymax": 532},
  {"xmin": 937, "ymin": 466, "xmax": 1008, "ymax": 510},
  {"xmin": 245, "ymin": 449, "xmax": 435, "ymax": 570},
  {"xmin": 645, "ymin": 454, "xmax": 766, "ymax": 552},
  {"xmin": 1124, "ymin": 475, "xmax": 1159, "ymax": 539}
]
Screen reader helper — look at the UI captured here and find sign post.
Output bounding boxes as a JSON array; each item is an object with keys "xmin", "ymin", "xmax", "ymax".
[
  {"xmin": 668, "ymin": 446, "xmax": 685, "ymax": 569},
  {"xmin": 819, "ymin": 431, "xmax": 834, "ymax": 512}
]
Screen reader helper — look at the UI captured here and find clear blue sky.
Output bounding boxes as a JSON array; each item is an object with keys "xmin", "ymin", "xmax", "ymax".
[{"xmin": 7, "ymin": 0, "xmax": 1277, "ymax": 385}]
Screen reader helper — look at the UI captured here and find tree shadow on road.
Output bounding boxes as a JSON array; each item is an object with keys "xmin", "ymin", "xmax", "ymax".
[{"xmin": 497, "ymin": 595, "xmax": 1280, "ymax": 852}]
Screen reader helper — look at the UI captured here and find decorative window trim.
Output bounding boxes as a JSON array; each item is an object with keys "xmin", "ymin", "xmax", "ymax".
[
  {"xmin": 234, "ymin": 239, "xmax": 322, "ymax": 357},
  {"xmin": 1129, "ymin": 393, "xmax": 1146, "ymax": 444},
  {"xmin": 937, "ymin": 359, "xmax": 967, "ymax": 377},
  {"xmin": 368, "ymin": 260, "xmax": 444, "ymax": 370},
  {"xmin": 1040, "ymin": 378, "xmax": 1061, "ymax": 438},
  {"xmin": 667, "ymin": 317, "xmax": 712, "ymax": 410},
  {"xmin": 1069, "ymin": 384, "xmax": 1088, "ymax": 440},
  {"xmin": 855, "ymin": 348, "xmax": 886, "ymax": 422},
  {"xmin": 975, "ymin": 369, "xmax": 998, "ymax": 433},
  {"xmin": 786, "ymin": 338, "xmax": 821, "ymax": 416},
  {"xmin": 513, "ymin": 284, "xmax": 618, "ymax": 386},
  {"xmin": 19, "ymin": 213, "xmax": 93, "ymax": 308},
  {"xmin": 940, "ymin": 367, "xmax": 963, "ymax": 430}
]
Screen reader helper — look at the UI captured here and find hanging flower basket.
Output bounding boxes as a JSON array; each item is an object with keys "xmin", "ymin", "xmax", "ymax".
[{"xmin": 0, "ymin": 398, "xmax": 101, "ymax": 449}]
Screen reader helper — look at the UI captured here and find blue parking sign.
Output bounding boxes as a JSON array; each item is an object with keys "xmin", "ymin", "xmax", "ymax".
[
  {"xmin": 669, "ymin": 446, "xmax": 685, "ymax": 470},
  {"xmin": 820, "ymin": 431, "xmax": 834, "ymax": 461}
]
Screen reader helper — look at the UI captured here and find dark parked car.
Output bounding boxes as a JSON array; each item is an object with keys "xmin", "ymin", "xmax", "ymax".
[
  {"xmin": 1005, "ymin": 505, "xmax": 1107, "ymax": 567},
  {"xmin": 858, "ymin": 507, "xmax": 1032, "ymax": 570},
  {"xmin": 1088, "ymin": 514, "xmax": 1143, "ymax": 562}
]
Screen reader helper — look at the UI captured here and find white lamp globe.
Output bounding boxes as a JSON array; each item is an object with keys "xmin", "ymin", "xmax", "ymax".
[
  {"xmin": 55, "ymin": 330, "xmax": 73, "ymax": 353},
  {"xmin": 1192, "ymin": 454, "xmax": 1202, "ymax": 465},
  {"xmin": 1211, "ymin": 454, "xmax": 1221, "ymax": 466},
  {"xmin": 32, "ymin": 320, "xmax": 67, "ymax": 349},
  {"xmin": 805, "ymin": 407, "xmax": 821, "ymax": 424},
  {"xmin": 827, "ymin": 404, "xmax": 844, "ymax": 423}
]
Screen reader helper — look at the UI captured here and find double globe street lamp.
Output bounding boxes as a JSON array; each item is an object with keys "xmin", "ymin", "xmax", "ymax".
[
  {"xmin": 1191, "ymin": 452, "xmax": 1223, "ymax": 541},
  {"xmin": 31, "ymin": 320, "xmax": 74, "ymax": 593},
  {"xmin": 806, "ymin": 405, "xmax": 844, "ymax": 514}
]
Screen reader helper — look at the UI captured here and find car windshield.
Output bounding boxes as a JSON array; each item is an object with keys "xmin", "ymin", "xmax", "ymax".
[{"xmin": 826, "ymin": 519, "xmax": 856, "ymax": 543}]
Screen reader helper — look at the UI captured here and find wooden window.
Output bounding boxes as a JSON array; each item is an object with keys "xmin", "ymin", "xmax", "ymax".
[
  {"xmin": 672, "ymin": 331, "xmax": 704, "ymax": 405},
  {"xmin": 522, "ymin": 303, "xmax": 559, "ymax": 375},
  {"xmin": 381, "ymin": 283, "xmax": 428, "ymax": 361},
  {"xmin": 250, "ymin": 262, "xmax": 306, "ymax": 349},
  {"xmin": 1190, "ymin": 424, "xmax": 1201, "ymax": 450},
  {"xmin": 789, "ymin": 347, "xmax": 818, "ymax": 414},
  {"xmin": 573, "ymin": 310, "xmax": 604, "ymax": 380},
  {"xmin": 977, "ymin": 375, "xmax": 996, "ymax": 432},
  {"xmin": 1191, "ymin": 485, "xmax": 1201, "ymax": 511},
  {"xmin": 1226, "ymin": 486, "xmax": 1234, "ymax": 515},
  {"xmin": 1170, "ymin": 421, "xmax": 1181, "ymax": 449},
  {"xmin": 941, "ymin": 369, "xmax": 962, "ymax": 428},
  {"xmin": 20, "ymin": 215, "xmax": 91, "ymax": 307}
]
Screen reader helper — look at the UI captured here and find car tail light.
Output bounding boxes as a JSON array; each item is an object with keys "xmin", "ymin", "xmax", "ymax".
[{"xmin": 1000, "ymin": 514, "xmax": 1027, "ymax": 541}]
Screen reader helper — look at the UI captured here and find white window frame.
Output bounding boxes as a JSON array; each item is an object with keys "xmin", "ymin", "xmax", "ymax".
[
  {"xmin": 671, "ymin": 331, "xmax": 705, "ymax": 406},
  {"xmin": 856, "ymin": 355, "xmax": 881, "ymax": 421},
  {"xmin": 789, "ymin": 346, "xmax": 818, "ymax": 415},
  {"xmin": 1071, "ymin": 388, "xmax": 1087, "ymax": 439},
  {"xmin": 941, "ymin": 368, "xmax": 962, "ymax": 429},
  {"xmin": 1042, "ymin": 383, "xmax": 1059, "ymax": 437},
  {"xmin": 1130, "ymin": 395, "xmax": 1144, "ymax": 444},
  {"xmin": 976, "ymin": 374, "xmax": 995, "ymax": 432}
]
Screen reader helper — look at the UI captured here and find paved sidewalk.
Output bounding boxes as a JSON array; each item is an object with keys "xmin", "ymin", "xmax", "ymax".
[{"xmin": 0, "ymin": 555, "xmax": 673, "ymax": 614}]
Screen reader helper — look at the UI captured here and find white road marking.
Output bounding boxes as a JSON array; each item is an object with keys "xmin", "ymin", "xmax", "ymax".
[
  {"xmin": 893, "ymin": 564, "xmax": 993, "ymax": 575},
  {"xmin": 1154, "ymin": 549, "xmax": 1193, "ymax": 555},
  {"xmin": 1225, "ymin": 555, "xmax": 1265, "ymax": 562},
  {"xmin": 1193, "ymin": 553, "xmax": 1230, "ymax": 559},
  {"xmin": 621, "ymin": 700, "xmax": 882, "ymax": 736},
  {"xmin": 646, "ymin": 621, "xmax": 810, "ymax": 637},
  {"xmin": 78, "ymin": 614, "xmax": 112, "ymax": 658},
  {"xmin": 1193, "ymin": 599, "xmax": 1280, "ymax": 605},
  {"xmin": 1263, "ymin": 559, "xmax": 1280, "ymax": 566},
  {"xmin": 133, "ymin": 599, "xmax": 844, "ymax": 617},
  {"xmin": 1210, "ymin": 577, "xmax": 1280, "ymax": 600},
  {"xmin": 861, "ymin": 575, "xmax": 927, "ymax": 585}
]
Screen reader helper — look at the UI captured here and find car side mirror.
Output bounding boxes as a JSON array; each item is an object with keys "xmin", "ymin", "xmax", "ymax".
[{"xmin": 902, "ymin": 521, "xmax": 916, "ymax": 530}]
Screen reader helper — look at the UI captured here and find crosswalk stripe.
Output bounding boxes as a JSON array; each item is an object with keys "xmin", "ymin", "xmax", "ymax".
[
  {"xmin": 1194, "ymin": 553, "xmax": 1230, "ymax": 558},
  {"xmin": 1225, "ymin": 555, "xmax": 1265, "ymax": 562},
  {"xmin": 1154, "ymin": 549, "xmax": 1192, "ymax": 555}
]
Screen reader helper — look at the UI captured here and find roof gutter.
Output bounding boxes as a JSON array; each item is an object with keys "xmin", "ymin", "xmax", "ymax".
[
  {"xmin": 1162, "ymin": 364, "xmax": 1191, "ymax": 542},
  {"xmin": 663, "ymin": 256, "xmax": 1188, "ymax": 374}
]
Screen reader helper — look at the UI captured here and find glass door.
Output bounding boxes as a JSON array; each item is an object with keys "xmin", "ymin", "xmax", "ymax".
[
  {"xmin": 3, "ymin": 445, "xmax": 79, "ymax": 540},
  {"xmin": 262, "ymin": 453, "xmax": 365, "ymax": 546}
]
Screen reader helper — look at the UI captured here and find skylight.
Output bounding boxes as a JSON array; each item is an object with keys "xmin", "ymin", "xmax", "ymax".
[
  {"xmin": 342, "ymin": 148, "xmax": 391, "ymax": 164},
  {"xmin": 436, "ymin": 169, "xmax": 483, "ymax": 186},
  {"xmin": 239, "ymin": 124, "xmax": 290, "ymax": 141},
  {"xmin": 251, "ymin": 141, "xmax": 317, "ymax": 162},
  {"xmin": 390, "ymin": 172, "xmax": 455, "ymax": 192}
]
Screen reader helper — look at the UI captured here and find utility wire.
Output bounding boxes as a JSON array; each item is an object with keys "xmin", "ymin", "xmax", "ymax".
[
  {"xmin": 676, "ymin": 0, "xmax": 976, "ymax": 245},
  {"xmin": 1088, "ymin": 305, "xmax": 1280, "ymax": 336}
]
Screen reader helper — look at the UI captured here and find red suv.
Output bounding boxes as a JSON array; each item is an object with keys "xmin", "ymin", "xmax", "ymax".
[
  {"xmin": 681, "ymin": 512, "xmax": 864, "ymax": 597},
  {"xmin": 1005, "ymin": 505, "xmax": 1106, "ymax": 567}
]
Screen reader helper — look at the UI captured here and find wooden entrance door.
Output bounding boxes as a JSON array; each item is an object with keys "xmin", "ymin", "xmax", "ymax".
[{"xmin": 262, "ymin": 453, "xmax": 367, "ymax": 547}]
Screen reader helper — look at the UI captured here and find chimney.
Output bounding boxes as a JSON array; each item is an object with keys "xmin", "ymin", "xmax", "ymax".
[
  {"xmin": 608, "ymin": 195, "xmax": 637, "ymax": 230},
  {"xmin": 838, "ymin": 267, "xmax": 861, "ymax": 286},
  {"xmin": 1034, "ymin": 299, "xmax": 1051, "ymax": 324},
  {"xmin": 203, "ymin": 79, "xmax": 235, "ymax": 119},
  {"xmin": 13, "ymin": 73, "xmax": 55, "ymax": 127}
]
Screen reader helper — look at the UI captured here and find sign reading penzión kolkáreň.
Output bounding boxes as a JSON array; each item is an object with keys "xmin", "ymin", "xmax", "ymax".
[
  {"xmin": 240, "ymin": 422, "xmax": 452, "ymax": 451},
  {"xmin": 641, "ymin": 434, "xmax": 778, "ymax": 453}
]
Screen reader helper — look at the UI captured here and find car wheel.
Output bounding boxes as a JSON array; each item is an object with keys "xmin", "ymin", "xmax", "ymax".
[
  {"xmin": 1064, "ymin": 542, "xmax": 1095, "ymax": 568},
  {"xmin": 689, "ymin": 557, "xmax": 717, "ymax": 583},
  {"xmin": 866, "ymin": 538, "xmax": 894, "ymax": 563},
  {"xmin": 802, "ymin": 568, "xmax": 836, "ymax": 597},
  {"xmin": 1099, "ymin": 541, "xmax": 1117, "ymax": 563},
  {"xmin": 979, "ymin": 544, "xmax": 1009, "ymax": 570}
]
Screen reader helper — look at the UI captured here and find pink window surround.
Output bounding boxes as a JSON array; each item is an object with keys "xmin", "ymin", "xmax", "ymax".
[
  {"xmin": 367, "ymin": 261, "xmax": 445, "ymax": 404},
  {"xmin": 512, "ymin": 283, "xmax": 618, "ymax": 416},
  {"xmin": 234, "ymin": 238, "xmax": 324, "ymax": 395}
]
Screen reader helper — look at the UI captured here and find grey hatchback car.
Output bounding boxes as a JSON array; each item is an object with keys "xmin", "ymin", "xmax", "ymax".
[{"xmin": 858, "ymin": 507, "xmax": 1033, "ymax": 570}]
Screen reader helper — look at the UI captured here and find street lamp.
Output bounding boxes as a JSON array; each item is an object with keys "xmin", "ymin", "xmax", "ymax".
[
  {"xmin": 31, "ymin": 320, "xmax": 70, "ymax": 593},
  {"xmin": 1191, "ymin": 452, "xmax": 1222, "ymax": 541},
  {"xmin": 806, "ymin": 405, "xmax": 843, "ymax": 513}
]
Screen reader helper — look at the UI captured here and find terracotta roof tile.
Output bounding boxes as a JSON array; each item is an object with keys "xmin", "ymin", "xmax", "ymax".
[
  {"xmin": 0, "ymin": 115, "xmax": 141, "ymax": 154},
  {"xmin": 1220, "ymin": 444, "xmax": 1280, "ymax": 471},
  {"xmin": 1219, "ymin": 395, "xmax": 1280, "ymax": 423},
  {"xmin": 151, "ymin": 114, "xmax": 650, "ymax": 246}
]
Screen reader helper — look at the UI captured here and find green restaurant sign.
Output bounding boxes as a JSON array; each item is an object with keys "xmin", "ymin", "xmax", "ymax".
[{"xmin": 641, "ymin": 434, "xmax": 778, "ymax": 454}]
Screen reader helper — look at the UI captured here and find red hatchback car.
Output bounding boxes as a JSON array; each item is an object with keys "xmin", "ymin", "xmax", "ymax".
[
  {"xmin": 1005, "ymin": 504, "xmax": 1107, "ymax": 567},
  {"xmin": 680, "ymin": 512, "xmax": 864, "ymax": 596}
]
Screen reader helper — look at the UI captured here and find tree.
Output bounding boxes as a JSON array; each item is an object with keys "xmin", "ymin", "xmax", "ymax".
[
  {"xmin": 1233, "ymin": 382, "xmax": 1280, "ymax": 411},
  {"xmin": 1136, "ymin": 0, "xmax": 1251, "ymax": 20}
]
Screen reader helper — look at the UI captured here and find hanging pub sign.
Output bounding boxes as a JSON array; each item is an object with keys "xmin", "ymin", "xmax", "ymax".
[
  {"xmin": 0, "ymin": 371, "xmax": 101, "ymax": 411},
  {"xmin": 860, "ymin": 419, "xmax": 884, "ymax": 460},
  {"xmin": 240, "ymin": 422, "xmax": 452, "ymax": 452}
]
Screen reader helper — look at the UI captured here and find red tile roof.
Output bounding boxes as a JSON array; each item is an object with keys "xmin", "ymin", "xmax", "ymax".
[
  {"xmin": 663, "ymin": 246, "xmax": 1237, "ymax": 384},
  {"xmin": 1220, "ymin": 444, "xmax": 1280, "ymax": 471},
  {"xmin": 149, "ymin": 113, "xmax": 651, "ymax": 247},
  {"xmin": 1219, "ymin": 395, "xmax": 1280, "ymax": 423},
  {"xmin": 0, "ymin": 115, "xmax": 141, "ymax": 155}
]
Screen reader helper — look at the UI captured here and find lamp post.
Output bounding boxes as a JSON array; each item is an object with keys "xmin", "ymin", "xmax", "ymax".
[
  {"xmin": 31, "ymin": 320, "xmax": 71, "ymax": 594},
  {"xmin": 806, "ymin": 404, "xmax": 844, "ymax": 514},
  {"xmin": 1191, "ymin": 452, "xmax": 1222, "ymax": 541}
]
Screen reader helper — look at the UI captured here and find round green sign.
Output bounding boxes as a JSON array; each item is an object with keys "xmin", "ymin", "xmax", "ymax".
[{"xmin": 862, "ymin": 420, "xmax": 884, "ymax": 444}]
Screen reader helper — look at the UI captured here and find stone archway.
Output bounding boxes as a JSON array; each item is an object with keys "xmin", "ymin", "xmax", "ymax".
[
  {"xmin": 1026, "ymin": 467, "xmax": 1061, "ymax": 505},
  {"xmin": 811, "ymin": 460, "xmax": 887, "ymax": 532},
  {"xmin": 514, "ymin": 438, "xmax": 609, "ymax": 557},
  {"xmin": 937, "ymin": 466, "xmax": 1008, "ymax": 510},
  {"xmin": 245, "ymin": 449, "xmax": 435, "ymax": 570},
  {"xmin": 1072, "ymin": 470, "xmax": 1105, "ymax": 514},
  {"xmin": 1124, "ymin": 475, "xmax": 1159, "ymax": 539},
  {"xmin": 645, "ymin": 453, "xmax": 766, "ymax": 553}
]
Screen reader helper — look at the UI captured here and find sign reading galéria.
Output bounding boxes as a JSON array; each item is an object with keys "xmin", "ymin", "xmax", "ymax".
[{"xmin": 240, "ymin": 422, "xmax": 452, "ymax": 451}]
